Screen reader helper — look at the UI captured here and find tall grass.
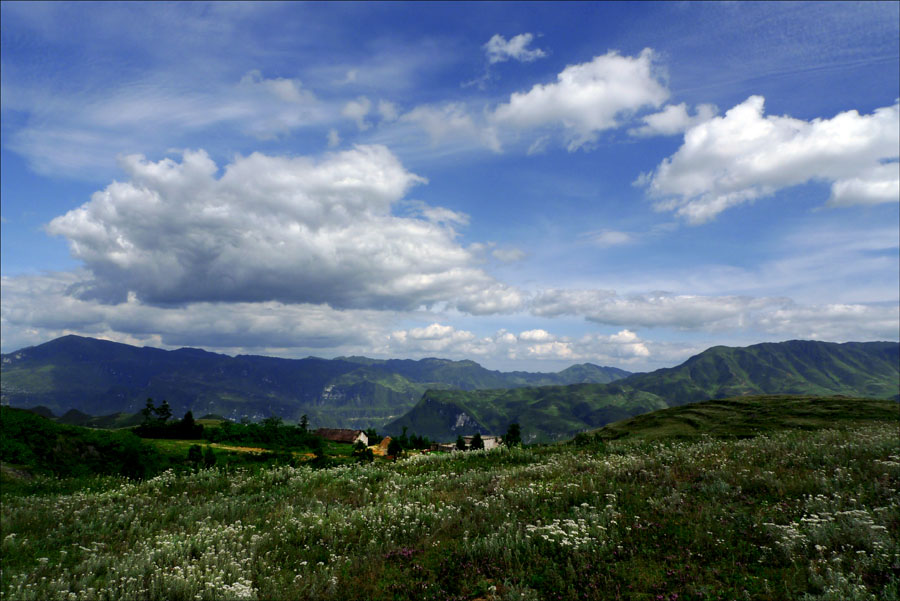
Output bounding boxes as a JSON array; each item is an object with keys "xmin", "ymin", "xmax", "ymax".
[{"xmin": 2, "ymin": 424, "xmax": 897, "ymax": 600}]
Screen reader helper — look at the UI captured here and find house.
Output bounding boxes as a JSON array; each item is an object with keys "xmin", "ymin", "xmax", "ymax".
[
  {"xmin": 375, "ymin": 436, "xmax": 392, "ymax": 456},
  {"xmin": 463, "ymin": 435, "xmax": 502, "ymax": 450},
  {"xmin": 430, "ymin": 442, "xmax": 458, "ymax": 452},
  {"xmin": 314, "ymin": 428, "xmax": 368, "ymax": 446}
]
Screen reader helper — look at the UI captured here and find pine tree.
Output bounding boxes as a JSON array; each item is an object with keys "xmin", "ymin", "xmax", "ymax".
[{"xmin": 503, "ymin": 423, "xmax": 521, "ymax": 447}]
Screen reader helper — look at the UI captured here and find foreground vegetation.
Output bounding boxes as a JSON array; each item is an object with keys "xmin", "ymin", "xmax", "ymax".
[{"xmin": 2, "ymin": 414, "xmax": 897, "ymax": 600}]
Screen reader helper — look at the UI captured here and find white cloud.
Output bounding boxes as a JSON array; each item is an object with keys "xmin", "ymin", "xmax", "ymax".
[
  {"xmin": 387, "ymin": 323, "xmax": 660, "ymax": 366},
  {"xmin": 404, "ymin": 201, "xmax": 470, "ymax": 227},
  {"xmin": 6, "ymin": 70, "xmax": 323, "ymax": 177},
  {"xmin": 45, "ymin": 145, "xmax": 521, "ymax": 314},
  {"xmin": 326, "ymin": 128, "xmax": 341, "ymax": 148},
  {"xmin": 518, "ymin": 329, "xmax": 554, "ymax": 342},
  {"xmin": 600, "ymin": 329, "xmax": 650, "ymax": 357},
  {"xmin": 754, "ymin": 303, "xmax": 900, "ymax": 341},
  {"xmin": 342, "ymin": 96, "xmax": 372, "ymax": 130},
  {"xmin": 484, "ymin": 33, "xmax": 547, "ymax": 64},
  {"xmin": 525, "ymin": 341, "xmax": 574, "ymax": 359},
  {"xmin": 532, "ymin": 289, "xmax": 791, "ymax": 331},
  {"xmin": 401, "ymin": 103, "xmax": 501, "ymax": 151},
  {"xmin": 492, "ymin": 247, "xmax": 526, "ymax": 262},
  {"xmin": 644, "ymin": 96, "xmax": 900, "ymax": 223},
  {"xmin": 239, "ymin": 70, "xmax": 310, "ymax": 104},
  {"xmin": 629, "ymin": 102, "xmax": 717, "ymax": 137},
  {"xmin": 584, "ymin": 229, "xmax": 633, "ymax": 247},
  {"xmin": 491, "ymin": 49, "xmax": 669, "ymax": 150},
  {"xmin": 378, "ymin": 100, "xmax": 399, "ymax": 122},
  {"xmin": 0, "ymin": 272, "xmax": 388, "ymax": 355},
  {"xmin": 530, "ymin": 288, "xmax": 899, "ymax": 341},
  {"xmin": 827, "ymin": 162, "xmax": 900, "ymax": 207}
]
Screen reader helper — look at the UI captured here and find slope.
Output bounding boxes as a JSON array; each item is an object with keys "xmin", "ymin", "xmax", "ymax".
[{"xmin": 590, "ymin": 395, "xmax": 900, "ymax": 441}]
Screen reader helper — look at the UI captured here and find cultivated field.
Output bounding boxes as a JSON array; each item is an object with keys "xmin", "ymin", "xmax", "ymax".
[{"xmin": 2, "ymin": 423, "xmax": 898, "ymax": 600}]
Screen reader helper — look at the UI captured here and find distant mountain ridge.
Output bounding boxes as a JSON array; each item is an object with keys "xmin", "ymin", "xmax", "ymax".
[
  {"xmin": 0, "ymin": 335, "xmax": 630, "ymax": 428},
  {"xmin": 383, "ymin": 340, "xmax": 900, "ymax": 442}
]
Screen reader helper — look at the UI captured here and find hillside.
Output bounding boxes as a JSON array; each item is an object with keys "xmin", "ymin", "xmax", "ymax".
[
  {"xmin": 0, "ymin": 335, "xmax": 629, "ymax": 428},
  {"xmin": 385, "ymin": 384, "xmax": 669, "ymax": 442},
  {"xmin": 385, "ymin": 340, "xmax": 900, "ymax": 442},
  {"xmin": 0, "ymin": 407, "xmax": 162, "ymax": 480},
  {"xmin": 590, "ymin": 395, "xmax": 900, "ymax": 441}
]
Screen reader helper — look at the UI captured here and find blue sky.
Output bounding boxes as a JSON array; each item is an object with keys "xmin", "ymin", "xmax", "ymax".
[{"xmin": 1, "ymin": 1, "xmax": 898, "ymax": 371}]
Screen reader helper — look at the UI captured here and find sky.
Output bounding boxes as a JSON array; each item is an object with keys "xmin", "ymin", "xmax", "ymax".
[{"xmin": 1, "ymin": 1, "xmax": 898, "ymax": 372}]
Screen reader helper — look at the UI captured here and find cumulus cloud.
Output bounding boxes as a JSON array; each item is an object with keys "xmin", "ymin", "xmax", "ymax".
[
  {"xmin": 484, "ymin": 33, "xmax": 547, "ymax": 64},
  {"xmin": 0, "ymin": 272, "xmax": 387, "ymax": 354},
  {"xmin": 629, "ymin": 102, "xmax": 717, "ymax": 137},
  {"xmin": 491, "ymin": 49, "xmax": 669, "ymax": 150},
  {"xmin": 45, "ymin": 145, "xmax": 521, "ymax": 313},
  {"xmin": 342, "ymin": 96, "xmax": 372, "ymax": 130},
  {"xmin": 827, "ymin": 162, "xmax": 900, "ymax": 207},
  {"xmin": 387, "ymin": 323, "xmax": 658, "ymax": 365},
  {"xmin": 518, "ymin": 329, "xmax": 554, "ymax": 342},
  {"xmin": 643, "ymin": 96, "xmax": 900, "ymax": 223}
]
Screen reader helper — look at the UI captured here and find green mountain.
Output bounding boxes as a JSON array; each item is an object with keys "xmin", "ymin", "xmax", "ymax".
[
  {"xmin": 384, "ymin": 340, "xmax": 899, "ymax": 442},
  {"xmin": 590, "ymin": 395, "xmax": 900, "ymax": 441},
  {"xmin": 0, "ymin": 335, "xmax": 629, "ymax": 429}
]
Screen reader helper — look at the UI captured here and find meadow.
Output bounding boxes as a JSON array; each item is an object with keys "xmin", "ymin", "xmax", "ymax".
[{"xmin": 2, "ymin": 419, "xmax": 897, "ymax": 600}]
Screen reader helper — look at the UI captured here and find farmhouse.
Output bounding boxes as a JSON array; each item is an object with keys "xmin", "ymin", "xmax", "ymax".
[
  {"xmin": 314, "ymin": 428, "xmax": 368, "ymax": 446},
  {"xmin": 464, "ymin": 435, "xmax": 502, "ymax": 450}
]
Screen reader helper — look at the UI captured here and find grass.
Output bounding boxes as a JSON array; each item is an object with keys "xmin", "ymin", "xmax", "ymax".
[
  {"xmin": 2, "ymin": 415, "xmax": 897, "ymax": 600},
  {"xmin": 591, "ymin": 395, "xmax": 898, "ymax": 441}
]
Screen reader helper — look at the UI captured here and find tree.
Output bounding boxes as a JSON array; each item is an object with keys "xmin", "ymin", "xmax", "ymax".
[
  {"xmin": 387, "ymin": 438, "xmax": 403, "ymax": 459},
  {"xmin": 299, "ymin": 414, "xmax": 309, "ymax": 433},
  {"xmin": 470, "ymin": 432, "xmax": 484, "ymax": 450},
  {"xmin": 399, "ymin": 426, "xmax": 409, "ymax": 448},
  {"xmin": 140, "ymin": 398, "xmax": 155, "ymax": 425},
  {"xmin": 155, "ymin": 400, "xmax": 172, "ymax": 424},
  {"xmin": 503, "ymin": 423, "xmax": 521, "ymax": 447},
  {"xmin": 177, "ymin": 410, "xmax": 203, "ymax": 439},
  {"xmin": 456, "ymin": 435, "xmax": 467, "ymax": 451},
  {"xmin": 352, "ymin": 441, "xmax": 373, "ymax": 463}
]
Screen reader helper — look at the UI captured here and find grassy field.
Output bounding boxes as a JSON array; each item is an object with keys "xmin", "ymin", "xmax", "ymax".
[{"xmin": 2, "ymin": 399, "xmax": 897, "ymax": 600}]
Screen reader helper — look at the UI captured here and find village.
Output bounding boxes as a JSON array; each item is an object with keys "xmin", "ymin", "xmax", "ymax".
[{"xmin": 313, "ymin": 427, "xmax": 503, "ymax": 457}]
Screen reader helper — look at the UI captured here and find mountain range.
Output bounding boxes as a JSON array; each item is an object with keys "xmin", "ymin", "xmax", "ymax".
[
  {"xmin": 0, "ymin": 335, "xmax": 629, "ymax": 428},
  {"xmin": 2, "ymin": 336, "xmax": 896, "ymax": 442},
  {"xmin": 383, "ymin": 340, "xmax": 899, "ymax": 441}
]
